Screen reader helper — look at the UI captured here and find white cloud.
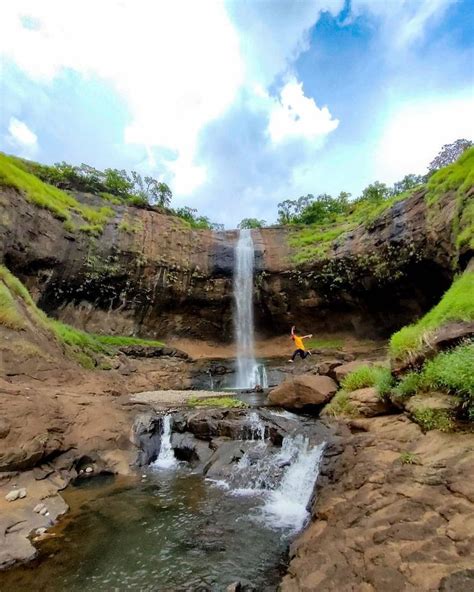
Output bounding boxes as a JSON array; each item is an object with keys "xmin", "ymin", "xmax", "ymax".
[
  {"xmin": 268, "ymin": 78, "xmax": 339, "ymax": 143},
  {"xmin": 375, "ymin": 94, "xmax": 474, "ymax": 182},
  {"xmin": 0, "ymin": 1, "xmax": 346, "ymax": 196},
  {"xmin": 5, "ymin": 117, "xmax": 38, "ymax": 156}
]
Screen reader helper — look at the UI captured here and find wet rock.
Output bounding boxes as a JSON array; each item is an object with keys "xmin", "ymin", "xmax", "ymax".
[
  {"xmin": 268, "ymin": 375, "xmax": 338, "ymax": 410},
  {"xmin": 33, "ymin": 503, "xmax": 46, "ymax": 514},
  {"xmin": 171, "ymin": 432, "xmax": 214, "ymax": 466}
]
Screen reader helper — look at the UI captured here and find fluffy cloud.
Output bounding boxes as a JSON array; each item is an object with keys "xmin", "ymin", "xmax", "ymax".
[
  {"xmin": 267, "ymin": 78, "xmax": 339, "ymax": 143},
  {"xmin": 5, "ymin": 117, "xmax": 38, "ymax": 156},
  {"xmin": 375, "ymin": 94, "xmax": 474, "ymax": 182}
]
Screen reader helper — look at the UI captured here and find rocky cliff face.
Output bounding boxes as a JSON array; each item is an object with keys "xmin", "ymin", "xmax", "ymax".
[{"xmin": 0, "ymin": 186, "xmax": 461, "ymax": 341}]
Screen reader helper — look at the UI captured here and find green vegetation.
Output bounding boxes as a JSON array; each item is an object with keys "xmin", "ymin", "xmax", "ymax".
[
  {"xmin": 0, "ymin": 281, "xmax": 25, "ymax": 329},
  {"xmin": 399, "ymin": 451, "xmax": 419, "ymax": 465},
  {"xmin": 173, "ymin": 206, "xmax": 224, "ymax": 231},
  {"xmin": 426, "ymin": 146, "xmax": 474, "ymax": 253},
  {"xmin": 118, "ymin": 214, "xmax": 144, "ymax": 234},
  {"xmin": 187, "ymin": 396, "xmax": 247, "ymax": 409},
  {"xmin": 323, "ymin": 390, "xmax": 357, "ymax": 418},
  {"xmin": 423, "ymin": 342, "xmax": 474, "ymax": 419},
  {"xmin": 238, "ymin": 218, "xmax": 267, "ymax": 229},
  {"xmin": 306, "ymin": 337, "xmax": 344, "ymax": 350},
  {"xmin": 341, "ymin": 364, "xmax": 393, "ymax": 398},
  {"xmin": 393, "ymin": 371, "xmax": 423, "ymax": 399},
  {"xmin": 0, "ymin": 264, "xmax": 165, "ymax": 367},
  {"xmin": 411, "ymin": 407, "xmax": 454, "ymax": 432},
  {"xmin": 390, "ymin": 271, "xmax": 474, "ymax": 363},
  {"xmin": 0, "ymin": 153, "xmax": 113, "ymax": 233}
]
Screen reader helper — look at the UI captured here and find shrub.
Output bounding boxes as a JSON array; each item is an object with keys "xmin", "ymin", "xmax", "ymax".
[
  {"xmin": 411, "ymin": 407, "xmax": 454, "ymax": 432},
  {"xmin": 0, "ymin": 282, "xmax": 24, "ymax": 329},
  {"xmin": 399, "ymin": 451, "xmax": 419, "ymax": 465}
]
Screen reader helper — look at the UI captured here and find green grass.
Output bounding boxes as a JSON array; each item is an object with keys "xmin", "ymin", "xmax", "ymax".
[
  {"xmin": 323, "ymin": 390, "xmax": 357, "ymax": 417},
  {"xmin": 306, "ymin": 337, "xmax": 344, "ymax": 350},
  {"xmin": 0, "ymin": 264, "xmax": 165, "ymax": 367},
  {"xmin": 0, "ymin": 281, "xmax": 25, "ymax": 329},
  {"xmin": 187, "ymin": 396, "xmax": 247, "ymax": 409},
  {"xmin": 393, "ymin": 371, "xmax": 423, "ymax": 399},
  {"xmin": 93, "ymin": 334, "xmax": 164, "ymax": 348},
  {"xmin": 0, "ymin": 153, "xmax": 112, "ymax": 233},
  {"xmin": 341, "ymin": 364, "xmax": 393, "ymax": 397},
  {"xmin": 390, "ymin": 271, "xmax": 474, "ymax": 363}
]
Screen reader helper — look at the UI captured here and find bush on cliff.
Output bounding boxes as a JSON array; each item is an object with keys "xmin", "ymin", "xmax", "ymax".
[{"xmin": 389, "ymin": 271, "xmax": 474, "ymax": 363}]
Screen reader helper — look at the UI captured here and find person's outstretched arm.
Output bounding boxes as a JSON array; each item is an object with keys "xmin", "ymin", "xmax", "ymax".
[
  {"xmin": 291, "ymin": 325, "xmax": 296, "ymax": 336},
  {"xmin": 302, "ymin": 334, "xmax": 313, "ymax": 339}
]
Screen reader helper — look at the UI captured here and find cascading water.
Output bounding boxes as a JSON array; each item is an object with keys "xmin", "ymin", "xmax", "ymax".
[
  {"xmin": 233, "ymin": 229, "xmax": 267, "ymax": 389},
  {"xmin": 152, "ymin": 415, "xmax": 176, "ymax": 469}
]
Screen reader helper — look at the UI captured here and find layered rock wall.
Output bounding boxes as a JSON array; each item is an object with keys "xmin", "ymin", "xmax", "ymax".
[{"xmin": 0, "ymin": 187, "xmax": 462, "ymax": 340}]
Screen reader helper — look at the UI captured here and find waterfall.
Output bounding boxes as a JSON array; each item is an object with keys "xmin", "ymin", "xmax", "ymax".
[
  {"xmin": 262, "ymin": 437, "xmax": 325, "ymax": 532},
  {"xmin": 152, "ymin": 415, "xmax": 176, "ymax": 469},
  {"xmin": 233, "ymin": 229, "xmax": 265, "ymax": 389},
  {"xmin": 247, "ymin": 411, "xmax": 266, "ymax": 441}
]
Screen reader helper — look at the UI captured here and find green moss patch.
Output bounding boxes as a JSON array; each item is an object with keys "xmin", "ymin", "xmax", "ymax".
[
  {"xmin": 323, "ymin": 390, "xmax": 357, "ymax": 418},
  {"xmin": 187, "ymin": 396, "xmax": 247, "ymax": 409},
  {"xmin": 341, "ymin": 365, "xmax": 393, "ymax": 398}
]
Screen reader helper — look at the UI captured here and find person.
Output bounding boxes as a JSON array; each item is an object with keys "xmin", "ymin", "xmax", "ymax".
[{"xmin": 289, "ymin": 326, "xmax": 313, "ymax": 362}]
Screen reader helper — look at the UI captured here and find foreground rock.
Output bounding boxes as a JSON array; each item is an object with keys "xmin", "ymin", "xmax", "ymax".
[
  {"xmin": 345, "ymin": 387, "xmax": 394, "ymax": 417},
  {"xmin": 268, "ymin": 375, "xmax": 338, "ymax": 410},
  {"xmin": 281, "ymin": 415, "xmax": 474, "ymax": 592}
]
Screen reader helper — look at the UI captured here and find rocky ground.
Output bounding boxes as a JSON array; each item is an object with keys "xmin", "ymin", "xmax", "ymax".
[{"xmin": 281, "ymin": 417, "xmax": 474, "ymax": 592}]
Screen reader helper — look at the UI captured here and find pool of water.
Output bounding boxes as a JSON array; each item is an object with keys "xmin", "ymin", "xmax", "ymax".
[{"xmin": 0, "ymin": 467, "xmax": 295, "ymax": 592}]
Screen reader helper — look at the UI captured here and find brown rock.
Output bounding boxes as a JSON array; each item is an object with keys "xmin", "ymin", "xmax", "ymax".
[
  {"xmin": 333, "ymin": 360, "xmax": 373, "ymax": 383},
  {"xmin": 268, "ymin": 375, "xmax": 338, "ymax": 409},
  {"xmin": 317, "ymin": 359, "xmax": 343, "ymax": 377},
  {"xmin": 348, "ymin": 387, "xmax": 393, "ymax": 417},
  {"xmin": 0, "ymin": 418, "xmax": 11, "ymax": 439}
]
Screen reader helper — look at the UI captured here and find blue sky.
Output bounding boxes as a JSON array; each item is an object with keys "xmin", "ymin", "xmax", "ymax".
[{"xmin": 1, "ymin": 0, "xmax": 473, "ymax": 227}]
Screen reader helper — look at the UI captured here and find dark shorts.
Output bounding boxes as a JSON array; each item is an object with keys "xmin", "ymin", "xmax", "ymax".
[{"xmin": 292, "ymin": 349, "xmax": 310, "ymax": 361}]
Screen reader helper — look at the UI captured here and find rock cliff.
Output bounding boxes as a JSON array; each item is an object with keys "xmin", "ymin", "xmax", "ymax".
[{"xmin": 0, "ymin": 184, "xmax": 464, "ymax": 341}]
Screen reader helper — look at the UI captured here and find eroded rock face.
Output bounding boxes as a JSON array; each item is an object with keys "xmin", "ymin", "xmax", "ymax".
[
  {"xmin": 0, "ymin": 186, "xmax": 459, "ymax": 340},
  {"xmin": 281, "ymin": 416, "xmax": 474, "ymax": 592},
  {"xmin": 268, "ymin": 375, "xmax": 338, "ymax": 410},
  {"xmin": 345, "ymin": 387, "xmax": 394, "ymax": 417}
]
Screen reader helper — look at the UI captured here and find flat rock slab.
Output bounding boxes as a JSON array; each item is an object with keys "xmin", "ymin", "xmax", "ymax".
[{"xmin": 130, "ymin": 390, "xmax": 232, "ymax": 407}]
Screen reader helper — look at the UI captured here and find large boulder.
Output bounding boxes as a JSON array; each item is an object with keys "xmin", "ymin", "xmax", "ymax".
[
  {"xmin": 268, "ymin": 375, "xmax": 338, "ymax": 410},
  {"xmin": 333, "ymin": 360, "xmax": 373, "ymax": 383},
  {"xmin": 346, "ymin": 387, "xmax": 393, "ymax": 417}
]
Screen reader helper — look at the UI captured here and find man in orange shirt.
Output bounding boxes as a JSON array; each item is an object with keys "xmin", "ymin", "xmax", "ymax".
[{"xmin": 289, "ymin": 325, "xmax": 313, "ymax": 362}]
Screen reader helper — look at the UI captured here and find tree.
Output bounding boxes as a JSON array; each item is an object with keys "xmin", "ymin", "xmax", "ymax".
[
  {"xmin": 392, "ymin": 174, "xmax": 424, "ymax": 195},
  {"xmin": 238, "ymin": 218, "xmax": 266, "ymax": 229},
  {"xmin": 359, "ymin": 181, "xmax": 391, "ymax": 203},
  {"xmin": 428, "ymin": 139, "xmax": 473, "ymax": 172},
  {"xmin": 104, "ymin": 168, "xmax": 133, "ymax": 197},
  {"xmin": 277, "ymin": 194, "xmax": 314, "ymax": 224},
  {"xmin": 130, "ymin": 172, "xmax": 172, "ymax": 207}
]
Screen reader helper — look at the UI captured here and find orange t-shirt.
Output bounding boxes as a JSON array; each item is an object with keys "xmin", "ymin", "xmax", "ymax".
[{"xmin": 293, "ymin": 335, "xmax": 305, "ymax": 350}]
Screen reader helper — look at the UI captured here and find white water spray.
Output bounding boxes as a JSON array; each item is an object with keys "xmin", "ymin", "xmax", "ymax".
[
  {"xmin": 153, "ymin": 415, "xmax": 176, "ymax": 469},
  {"xmin": 233, "ymin": 229, "xmax": 267, "ymax": 389}
]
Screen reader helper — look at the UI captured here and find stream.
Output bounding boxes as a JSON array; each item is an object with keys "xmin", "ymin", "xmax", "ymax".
[{"xmin": 1, "ymin": 410, "xmax": 328, "ymax": 592}]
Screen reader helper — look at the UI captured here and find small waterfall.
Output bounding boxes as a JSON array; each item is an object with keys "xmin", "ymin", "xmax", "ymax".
[
  {"xmin": 247, "ymin": 411, "xmax": 266, "ymax": 441},
  {"xmin": 152, "ymin": 415, "xmax": 176, "ymax": 469},
  {"xmin": 262, "ymin": 437, "xmax": 325, "ymax": 532},
  {"xmin": 233, "ymin": 229, "xmax": 266, "ymax": 389}
]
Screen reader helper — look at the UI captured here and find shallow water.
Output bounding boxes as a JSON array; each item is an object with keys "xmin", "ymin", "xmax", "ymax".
[{"xmin": 0, "ymin": 468, "xmax": 295, "ymax": 592}]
